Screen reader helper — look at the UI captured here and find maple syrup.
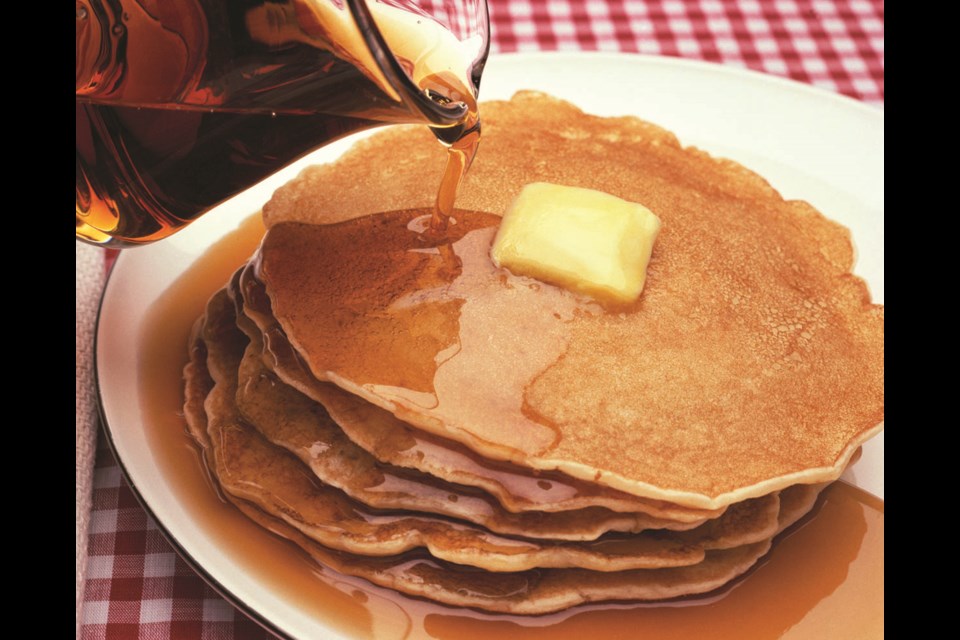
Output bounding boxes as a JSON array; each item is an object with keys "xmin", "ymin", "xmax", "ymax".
[
  {"xmin": 76, "ymin": 0, "xmax": 486, "ymax": 246},
  {"xmin": 138, "ymin": 212, "xmax": 883, "ymax": 639}
]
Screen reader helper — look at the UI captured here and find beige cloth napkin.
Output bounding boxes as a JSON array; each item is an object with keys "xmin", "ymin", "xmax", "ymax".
[{"xmin": 76, "ymin": 243, "xmax": 105, "ymax": 635}]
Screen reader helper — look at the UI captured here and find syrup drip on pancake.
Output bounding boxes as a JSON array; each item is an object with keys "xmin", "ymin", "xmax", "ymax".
[{"xmin": 257, "ymin": 208, "xmax": 608, "ymax": 457}]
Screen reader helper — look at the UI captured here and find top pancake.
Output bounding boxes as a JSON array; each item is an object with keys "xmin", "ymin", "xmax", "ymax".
[{"xmin": 258, "ymin": 91, "xmax": 884, "ymax": 509}]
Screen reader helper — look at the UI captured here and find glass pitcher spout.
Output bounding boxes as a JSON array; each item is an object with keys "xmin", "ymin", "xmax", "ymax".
[{"xmin": 76, "ymin": 0, "xmax": 490, "ymax": 248}]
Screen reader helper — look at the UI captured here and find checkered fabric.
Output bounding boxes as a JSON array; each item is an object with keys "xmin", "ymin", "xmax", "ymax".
[
  {"xmin": 81, "ymin": 446, "xmax": 271, "ymax": 639},
  {"xmin": 489, "ymin": 0, "xmax": 883, "ymax": 105},
  {"xmin": 79, "ymin": 1, "xmax": 883, "ymax": 638}
]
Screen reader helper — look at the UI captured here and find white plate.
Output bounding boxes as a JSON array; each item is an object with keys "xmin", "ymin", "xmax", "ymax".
[{"xmin": 96, "ymin": 52, "xmax": 884, "ymax": 639}]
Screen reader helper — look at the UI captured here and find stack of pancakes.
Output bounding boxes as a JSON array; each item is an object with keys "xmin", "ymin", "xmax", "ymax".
[{"xmin": 182, "ymin": 92, "xmax": 884, "ymax": 615}]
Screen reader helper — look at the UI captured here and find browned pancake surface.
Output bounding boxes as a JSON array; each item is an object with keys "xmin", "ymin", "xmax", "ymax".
[{"xmin": 258, "ymin": 92, "xmax": 884, "ymax": 509}]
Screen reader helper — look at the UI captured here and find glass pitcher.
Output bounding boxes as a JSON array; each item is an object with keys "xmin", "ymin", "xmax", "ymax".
[{"xmin": 76, "ymin": 0, "xmax": 490, "ymax": 247}]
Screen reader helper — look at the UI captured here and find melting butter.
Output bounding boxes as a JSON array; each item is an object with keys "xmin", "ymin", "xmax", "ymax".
[{"xmin": 491, "ymin": 182, "xmax": 661, "ymax": 304}]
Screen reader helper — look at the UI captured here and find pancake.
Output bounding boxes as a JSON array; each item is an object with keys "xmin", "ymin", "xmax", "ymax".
[
  {"xmin": 234, "ymin": 322, "xmax": 712, "ymax": 538},
  {"xmin": 234, "ymin": 311, "xmax": 784, "ymax": 550},
  {"xmin": 184, "ymin": 312, "xmax": 788, "ymax": 613},
  {"xmin": 775, "ymin": 482, "xmax": 828, "ymax": 533},
  {"xmin": 183, "ymin": 318, "xmax": 215, "ymax": 454},
  {"xmin": 194, "ymin": 288, "xmax": 788, "ymax": 574},
  {"xmin": 236, "ymin": 263, "xmax": 721, "ymax": 523},
  {"xmin": 230, "ymin": 498, "xmax": 773, "ymax": 616},
  {"xmin": 257, "ymin": 91, "xmax": 884, "ymax": 510}
]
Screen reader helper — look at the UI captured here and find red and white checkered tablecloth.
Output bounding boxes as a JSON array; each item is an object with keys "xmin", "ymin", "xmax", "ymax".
[
  {"xmin": 490, "ymin": 0, "xmax": 882, "ymax": 105},
  {"xmin": 78, "ymin": 1, "xmax": 883, "ymax": 638}
]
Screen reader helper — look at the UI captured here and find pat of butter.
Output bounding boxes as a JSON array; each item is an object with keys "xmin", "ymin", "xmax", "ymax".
[{"xmin": 491, "ymin": 182, "xmax": 662, "ymax": 304}]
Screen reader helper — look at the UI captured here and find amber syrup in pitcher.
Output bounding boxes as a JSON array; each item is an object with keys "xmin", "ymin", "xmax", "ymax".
[{"xmin": 76, "ymin": 0, "xmax": 484, "ymax": 246}]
